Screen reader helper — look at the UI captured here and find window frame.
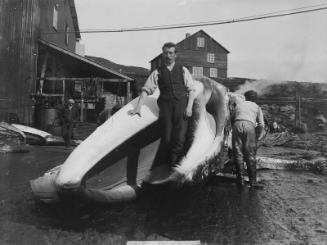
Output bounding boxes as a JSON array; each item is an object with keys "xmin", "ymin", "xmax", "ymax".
[
  {"xmin": 209, "ymin": 68, "xmax": 218, "ymax": 78},
  {"xmin": 65, "ymin": 24, "xmax": 69, "ymax": 46},
  {"xmin": 197, "ymin": 37, "xmax": 205, "ymax": 47},
  {"xmin": 52, "ymin": 5, "xmax": 58, "ymax": 31},
  {"xmin": 207, "ymin": 53, "xmax": 215, "ymax": 63},
  {"xmin": 192, "ymin": 66, "xmax": 203, "ymax": 76}
]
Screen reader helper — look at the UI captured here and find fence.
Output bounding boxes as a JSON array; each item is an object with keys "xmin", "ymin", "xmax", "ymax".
[{"xmin": 257, "ymin": 96, "xmax": 327, "ymax": 129}]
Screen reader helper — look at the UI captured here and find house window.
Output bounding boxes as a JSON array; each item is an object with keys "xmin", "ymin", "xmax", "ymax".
[
  {"xmin": 197, "ymin": 37, "xmax": 205, "ymax": 47},
  {"xmin": 209, "ymin": 68, "xmax": 218, "ymax": 78},
  {"xmin": 74, "ymin": 81, "xmax": 82, "ymax": 92},
  {"xmin": 207, "ymin": 53, "xmax": 215, "ymax": 63},
  {"xmin": 53, "ymin": 5, "xmax": 58, "ymax": 30},
  {"xmin": 192, "ymin": 66, "xmax": 203, "ymax": 76},
  {"xmin": 65, "ymin": 24, "xmax": 69, "ymax": 45}
]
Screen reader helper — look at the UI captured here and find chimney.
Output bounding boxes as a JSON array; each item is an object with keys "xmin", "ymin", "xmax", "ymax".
[
  {"xmin": 75, "ymin": 42, "xmax": 85, "ymax": 56},
  {"xmin": 185, "ymin": 33, "xmax": 191, "ymax": 38}
]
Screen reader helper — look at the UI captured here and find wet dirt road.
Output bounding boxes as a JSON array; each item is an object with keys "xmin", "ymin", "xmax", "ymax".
[{"xmin": 0, "ymin": 146, "xmax": 327, "ymax": 244}]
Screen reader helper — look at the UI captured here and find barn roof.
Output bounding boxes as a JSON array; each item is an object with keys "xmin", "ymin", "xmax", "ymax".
[{"xmin": 39, "ymin": 39, "xmax": 133, "ymax": 81}]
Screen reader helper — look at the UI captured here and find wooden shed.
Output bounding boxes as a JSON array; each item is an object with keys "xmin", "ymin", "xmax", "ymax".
[
  {"xmin": 0, "ymin": 0, "xmax": 133, "ymax": 128},
  {"xmin": 34, "ymin": 39, "xmax": 133, "ymax": 129}
]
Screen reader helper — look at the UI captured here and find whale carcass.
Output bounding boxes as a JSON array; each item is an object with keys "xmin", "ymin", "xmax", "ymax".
[{"xmin": 30, "ymin": 76, "xmax": 233, "ymax": 203}]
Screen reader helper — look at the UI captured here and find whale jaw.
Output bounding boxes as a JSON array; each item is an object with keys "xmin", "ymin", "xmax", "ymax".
[{"xmin": 146, "ymin": 76, "xmax": 229, "ymax": 185}]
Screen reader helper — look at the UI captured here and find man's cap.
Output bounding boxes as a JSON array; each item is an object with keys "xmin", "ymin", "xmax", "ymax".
[
  {"xmin": 68, "ymin": 99, "xmax": 75, "ymax": 104},
  {"xmin": 244, "ymin": 90, "xmax": 258, "ymax": 101}
]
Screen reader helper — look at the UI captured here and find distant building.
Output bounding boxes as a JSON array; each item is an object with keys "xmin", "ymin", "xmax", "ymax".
[
  {"xmin": 150, "ymin": 30, "xmax": 229, "ymax": 80},
  {"xmin": 0, "ymin": 0, "xmax": 132, "ymax": 127}
]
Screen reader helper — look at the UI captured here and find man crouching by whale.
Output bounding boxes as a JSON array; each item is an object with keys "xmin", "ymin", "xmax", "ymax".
[
  {"xmin": 231, "ymin": 90, "xmax": 265, "ymax": 188},
  {"xmin": 129, "ymin": 42, "xmax": 195, "ymax": 169}
]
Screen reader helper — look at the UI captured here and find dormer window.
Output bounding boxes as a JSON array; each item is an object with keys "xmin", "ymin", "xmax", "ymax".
[
  {"xmin": 197, "ymin": 37, "xmax": 205, "ymax": 47},
  {"xmin": 53, "ymin": 5, "xmax": 58, "ymax": 30}
]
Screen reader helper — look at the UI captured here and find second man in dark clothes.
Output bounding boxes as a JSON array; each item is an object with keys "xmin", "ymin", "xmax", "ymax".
[{"xmin": 59, "ymin": 98, "xmax": 79, "ymax": 146}]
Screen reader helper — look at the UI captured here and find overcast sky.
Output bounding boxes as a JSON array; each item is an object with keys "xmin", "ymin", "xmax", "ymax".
[{"xmin": 75, "ymin": 0, "xmax": 327, "ymax": 83}]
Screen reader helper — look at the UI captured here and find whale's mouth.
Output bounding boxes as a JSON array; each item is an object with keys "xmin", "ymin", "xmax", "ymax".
[{"xmin": 144, "ymin": 76, "xmax": 228, "ymax": 184}]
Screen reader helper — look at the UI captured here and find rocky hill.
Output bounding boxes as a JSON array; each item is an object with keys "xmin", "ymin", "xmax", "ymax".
[{"xmin": 86, "ymin": 56, "xmax": 150, "ymax": 95}]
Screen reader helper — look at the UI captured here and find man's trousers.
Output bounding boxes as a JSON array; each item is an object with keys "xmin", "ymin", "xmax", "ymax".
[
  {"xmin": 232, "ymin": 120, "xmax": 258, "ymax": 184},
  {"xmin": 158, "ymin": 97, "xmax": 188, "ymax": 167},
  {"xmin": 62, "ymin": 122, "xmax": 74, "ymax": 146}
]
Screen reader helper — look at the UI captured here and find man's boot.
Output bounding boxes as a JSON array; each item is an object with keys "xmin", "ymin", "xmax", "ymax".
[
  {"xmin": 237, "ymin": 173, "xmax": 245, "ymax": 187},
  {"xmin": 235, "ymin": 161, "xmax": 245, "ymax": 187},
  {"xmin": 248, "ymin": 160, "xmax": 264, "ymax": 189}
]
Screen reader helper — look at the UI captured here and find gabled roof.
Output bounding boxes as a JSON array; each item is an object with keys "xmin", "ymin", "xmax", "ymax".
[
  {"xmin": 150, "ymin": 29, "xmax": 230, "ymax": 62},
  {"xmin": 39, "ymin": 39, "xmax": 133, "ymax": 81},
  {"xmin": 187, "ymin": 30, "xmax": 230, "ymax": 53}
]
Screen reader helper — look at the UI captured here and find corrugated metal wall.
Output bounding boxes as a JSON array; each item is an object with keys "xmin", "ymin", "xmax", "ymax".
[{"xmin": 0, "ymin": 0, "xmax": 39, "ymax": 124}]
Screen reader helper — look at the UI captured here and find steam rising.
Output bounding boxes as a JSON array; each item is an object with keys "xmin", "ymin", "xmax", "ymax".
[{"xmin": 235, "ymin": 79, "xmax": 285, "ymax": 96}]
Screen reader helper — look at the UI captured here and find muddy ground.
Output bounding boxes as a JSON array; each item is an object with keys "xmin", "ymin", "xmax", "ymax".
[{"xmin": 0, "ymin": 143, "xmax": 327, "ymax": 244}]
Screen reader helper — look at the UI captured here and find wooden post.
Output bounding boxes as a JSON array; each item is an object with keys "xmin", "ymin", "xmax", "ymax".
[
  {"xmin": 295, "ymin": 93, "xmax": 302, "ymax": 127},
  {"xmin": 126, "ymin": 81, "xmax": 131, "ymax": 103},
  {"xmin": 295, "ymin": 93, "xmax": 299, "ymax": 127},
  {"xmin": 39, "ymin": 53, "xmax": 49, "ymax": 94},
  {"xmin": 80, "ymin": 80, "xmax": 84, "ymax": 122},
  {"xmin": 101, "ymin": 81, "xmax": 104, "ymax": 97},
  {"xmin": 62, "ymin": 79, "xmax": 65, "ymax": 104},
  {"xmin": 298, "ymin": 95, "xmax": 301, "ymax": 126}
]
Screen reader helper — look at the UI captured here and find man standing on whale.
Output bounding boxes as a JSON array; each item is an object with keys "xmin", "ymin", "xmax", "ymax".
[{"xmin": 129, "ymin": 42, "xmax": 195, "ymax": 168}]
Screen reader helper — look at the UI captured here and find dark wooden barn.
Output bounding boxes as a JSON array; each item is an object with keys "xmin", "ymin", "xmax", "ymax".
[
  {"xmin": 0, "ymin": 0, "xmax": 133, "ymax": 128},
  {"xmin": 150, "ymin": 30, "xmax": 229, "ymax": 80}
]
